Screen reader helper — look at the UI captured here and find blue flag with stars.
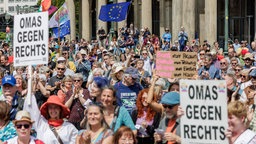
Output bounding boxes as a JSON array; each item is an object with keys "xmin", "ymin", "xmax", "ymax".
[
  {"xmin": 52, "ymin": 20, "xmax": 70, "ymax": 38},
  {"xmin": 99, "ymin": 2, "xmax": 131, "ymax": 22}
]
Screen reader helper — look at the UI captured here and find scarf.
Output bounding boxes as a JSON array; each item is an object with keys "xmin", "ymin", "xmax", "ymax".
[{"xmin": 48, "ymin": 119, "xmax": 64, "ymax": 127}]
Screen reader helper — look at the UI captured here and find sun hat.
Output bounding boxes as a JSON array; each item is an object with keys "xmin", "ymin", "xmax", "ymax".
[
  {"xmin": 80, "ymin": 49, "xmax": 87, "ymax": 55},
  {"xmin": 57, "ymin": 57, "xmax": 66, "ymax": 62},
  {"xmin": 13, "ymin": 110, "xmax": 34, "ymax": 124},
  {"xmin": 124, "ymin": 67, "xmax": 139, "ymax": 79},
  {"xmin": 40, "ymin": 95, "xmax": 70, "ymax": 119},
  {"xmin": 243, "ymin": 53, "xmax": 254, "ymax": 61},
  {"xmin": 160, "ymin": 92, "xmax": 180, "ymax": 106}
]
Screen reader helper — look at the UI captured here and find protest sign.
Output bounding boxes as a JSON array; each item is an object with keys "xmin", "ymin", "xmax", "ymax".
[
  {"xmin": 155, "ymin": 51, "xmax": 197, "ymax": 79},
  {"xmin": 13, "ymin": 12, "xmax": 48, "ymax": 67},
  {"xmin": 180, "ymin": 80, "xmax": 228, "ymax": 144}
]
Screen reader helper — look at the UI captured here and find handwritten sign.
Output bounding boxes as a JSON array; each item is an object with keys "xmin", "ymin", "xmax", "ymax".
[
  {"xmin": 180, "ymin": 80, "xmax": 228, "ymax": 144},
  {"xmin": 156, "ymin": 51, "xmax": 197, "ymax": 78}
]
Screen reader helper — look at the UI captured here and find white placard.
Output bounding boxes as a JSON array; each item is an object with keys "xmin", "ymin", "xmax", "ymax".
[
  {"xmin": 13, "ymin": 12, "xmax": 48, "ymax": 66},
  {"xmin": 180, "ymin": 80, "xmax": 228, "ymax": 144}
]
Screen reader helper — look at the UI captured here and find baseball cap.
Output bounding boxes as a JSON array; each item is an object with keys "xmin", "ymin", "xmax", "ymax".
[{"xmin": 2, "ymin": 75, "xmax": 16, "ymax": 86}]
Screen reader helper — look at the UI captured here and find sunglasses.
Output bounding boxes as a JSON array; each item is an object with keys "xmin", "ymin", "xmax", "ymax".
[
  {"xmin": 46, "ymin": 71, "xmax": 50, "ymax": 73},
  {"xmin": 57, "ymin": 67, "xmax": 65, "ymax": 71},
  {"xmin": 62, "ymin": 53, "xmax": 68, "ymax": 55},
  {"xmin": 245, "ymin": 59, "xmax": 251, "ymax": 61},
  {"xmin": 74, "ymin": 79, "xmax": 81, "ymax": 82},
  {"xmin": 142, "ymin": 53, "xmax": 147, "ymax": 55},
  {"xmin": 232, "ymin": 63, "xmax": 237, "ymax": 65},
  {"xmin": 235, "ymin": 69, "xmax": 241, "ymax": 72},
  {"xmin": 240, "ymin": 75, "xmax": 247, "ymax": 78},
  {"xmin": 163, "ymin": 104, "xmax": 176, "ymax": 109},
  {"xmin": 199, "ymin": 53, "xmax": 205, "ymax": 56},
  {"xmin": 16, "ymin": 124, "xmax": 30, "ymax": 129},
  {"xmin": 220, "ymin": 62, "xmax": 226, "ymax": 65}
]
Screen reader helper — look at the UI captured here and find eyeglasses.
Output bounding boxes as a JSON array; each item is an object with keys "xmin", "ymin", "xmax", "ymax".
[
  {"xmin": 57, "ymin": 67, "xmax": 65, "ymax": 71},
  {"xmin": 46, "ymin": 71, "xmax": 50, "ymax": 73},
  {"xmin": 62, "ymin": 53, "xmax": 68, "ymax": 55},
  {"xmin": 245, "ymin": 59, "xmax": 251, "ymax": 61},
  {"xmin": 220, "ymin": 62, "xmax": 226, "ymax": 65},
  {"xmin": 142, "ymin": 53, "xmax": 147, "ymax": 55},
  {"xmin": 232, "ymin": 63, "xmax": 237, "ymax": 65},
  {"xmin": 16, "ymin": 124, "xmax": 30, "ymax": 129},
  {"xmin": 235, "ymin": 69, "xmax": 241, "ymax": 72},
  {"xmin": 199, "ymin": 53, "xmax": 205, "ymax": 56},
  {"xmin": 163, "ymin": 104, "xmax": 176, "ymax": 109},
  {"xmin": 74, "ymin": 79, "xmax": 81, "ymax": 82},
  {"xmin": 240, "ymin": 75, "xmax": 247, "ymax": 78}
]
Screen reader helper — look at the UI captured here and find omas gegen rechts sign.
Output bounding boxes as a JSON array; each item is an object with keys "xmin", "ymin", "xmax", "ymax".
[
  {"xmin": 180, "ymin": 80, "xmax": 228, "ymax": 144},
  {"xmin": 13, "ymin": 12, "xmax": 48, "ymax": 66}
]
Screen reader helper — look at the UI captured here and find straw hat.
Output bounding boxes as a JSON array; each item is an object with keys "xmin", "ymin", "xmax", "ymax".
[{"xmin": 13, "ymin": 110, "xmax": 34, "ymax": 124}]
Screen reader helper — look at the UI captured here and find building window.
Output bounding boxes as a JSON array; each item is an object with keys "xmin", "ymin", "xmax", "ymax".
[
  {"xmin": 8, "ymin": 0, "xmax": 14, "ymax": 2},
  {"xmin": 8, "ymin": 6, "xmax": 14, "ymax": 12}
]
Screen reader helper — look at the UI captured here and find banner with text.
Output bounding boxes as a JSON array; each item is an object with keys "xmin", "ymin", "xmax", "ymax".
[
  {"xmin": 155, "ymin": 51, "xmax": 197, "ymax": 78},
  {"xmin": 13, "ymin": 12, "xmax": 48, "ymax": 67},
  {"xmin": 180, "ymin": 80, "xmax": 228, "ymax": 144}
]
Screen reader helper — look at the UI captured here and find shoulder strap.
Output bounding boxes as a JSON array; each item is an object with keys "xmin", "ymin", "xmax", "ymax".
[
  {"xmin": 111, "ymin": 106, "xmax": 120, "ymax": 131},
  {"xmin": 49, "ymin": 125, "xmax": 64, "ymax": 144}
]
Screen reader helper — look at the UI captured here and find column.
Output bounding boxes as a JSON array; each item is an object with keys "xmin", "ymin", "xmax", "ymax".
[
  {"xmin": 133, "ymin": 0, "xmax": 139, "ymax": 29},
  {"xmin": 81, "ymin": 0, "xmax": 90, "ymax": 40},
  {"xmin": 141, "ymin": 0, "xmax": 152, "ymax": 32},
  {"xmin": 172, "ymin": 0, "xmax": 183, "ymax": 42},
  {"xmin": 66, "ymin": 0, "xmax": 75, "ymax": 40},
  {"xmin": 118, "ymin": 0, "xmax": 127, "ymax": 31},
  {"xmin": 205, "ymin": 0, "xmax": 217, "ymax": 44},
  {"xmin": 97, "ymin": 0, "xmax": 107, "ymax": 32},
  {"xmin": 182, "ymin": 0, "xmax": 195, "ymax": 41},
  {"xmin": 159, "ymin": 0, "xmax": 165, "ymax": 39},
  {"xmin": 199, "ymin": 14, "xmax": 205, "ymax": 45}
]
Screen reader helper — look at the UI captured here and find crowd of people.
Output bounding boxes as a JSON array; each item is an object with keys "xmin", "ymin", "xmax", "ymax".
[{"xmin": 0, "ymin": 24, "xmax": 256, "ymax": 144}]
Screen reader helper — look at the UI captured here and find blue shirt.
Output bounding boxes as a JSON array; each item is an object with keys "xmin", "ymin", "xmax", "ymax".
[{"xmin": 114, "ymin": 82, "xmax": 142, "ymax": 113}]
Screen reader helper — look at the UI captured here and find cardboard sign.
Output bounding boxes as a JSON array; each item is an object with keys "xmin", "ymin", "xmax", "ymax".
[
  {"xmin": 13, "ymin": 12, "xmax": 48, "ymax": 66},
  {"xmin": 155, "ymin": 51, "xmax": 197, "ymax": 78},
  {"xmin": 180, "ymin": 80, "xmax": 228, "ymax": 144}
]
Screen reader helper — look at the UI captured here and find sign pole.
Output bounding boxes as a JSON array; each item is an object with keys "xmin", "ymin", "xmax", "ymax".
[{"xmin": 27, "ymin": 65, "xmax": 32, "ymax": 105}]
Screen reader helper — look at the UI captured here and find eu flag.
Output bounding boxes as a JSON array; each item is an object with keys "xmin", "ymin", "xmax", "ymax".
[
  {"xmin": 99, "ymin": 2, "xmax": 131, "ymax": 22},
  {"xmin": 52, "ymin": 20, "xmax": 70, "ymax": 38}
]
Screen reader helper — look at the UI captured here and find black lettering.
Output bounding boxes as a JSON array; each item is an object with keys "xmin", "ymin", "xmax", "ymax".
[
  {"xmin": 205, "ymin": 86, "xmax": 211, "ymax": 100},
  {"xmin": 36, "ymin": 44, "xmax": 41, "ymax": 56},
  {"xmin": 32, "ymin": 16, "xmax": 37, "ymax": 27},
  {"xmin": 37, "ymin": 16, "xmax": 42, "ymax": 27},
  {"xmin": 188, "ymin": 85, "xmax": 194, "ymax": 99},
  {"xmin": 186, "ymin": 105, "xmax": 192, "ymax": 119},
  {"xmin": 191, "ymin": 125, "xmax": 196, "ymax": 139},
  {"xmin": 15, "ymin": 46, "xmax": 20, "ymax": 57},
  {"xmin": 25, "ymin": 45, "xmax": 30, "ymax": 56},
  {"xmin": 20, "ymin": 18, "xmax": 24, "ymax": 28},
  {"xmin": 23, "ymin": 31, "xmax": 27, "ymax": 42},
  {"xmin": 25, "ymin": 17, "xmax": 31, "ymax": 28},
  {"xmin": 17, "ymin": 32, "xmax": 22, "ymax": 43},
  {"xmin": 31, "ymin": 45, "xmax": 36, "ymax": 56},
  {"xmin": 215, "ymin": 106, "xmax": 222, "ymax": 120},
  {"xmin": 212, "ymin": 126, "xmax": 218, "ymax": 140},
  {"xmin": 200, "ymin": 105, "xmax": 207, "ymax": 120},
  {"xmin": 208, "ymin": 106, "xmax": 214, "ymax": 120},
  {"xmin": 205, "ymin": 125, "xmax": 211, "ymax": 139},
  {"xmin": 28, "ymin": 31, "xmax": 33, "ymax": 42},
  {"xmin": 41, "ymin": 44, "xmax": 46, "ymax": 55},
  {"xmin": 194, "ymin": 105, "xmax": 199, "ymax": 119},
  {"xmin": 219, "ymin": 126, "xmax": 226, "ymax": 140},
  {"xmin": 196, "ymin": 85, "xmax": 203, "ymax": 99},
  {"xmin": 212, "ymin": 86, "xmax": 218, "ymax": 100},
  {"xmin": 20, "ymin": 46, "xmax": 25, "ymax": 57},
  {"xmin": 184, "ymin": 125, "xmax": 190, "ymax": 138},
  {"xmin": 38, "ymin": 30, "xmax": 43, "ymax": 41},
  {"xmin": 197, "ymin": 125, "xmax": 204, "ymax": 139}
]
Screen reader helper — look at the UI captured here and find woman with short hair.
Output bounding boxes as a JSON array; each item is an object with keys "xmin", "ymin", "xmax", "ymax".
[{"xmin": 113, "ymin": 126, "xmax": 137, "ymax": 144}]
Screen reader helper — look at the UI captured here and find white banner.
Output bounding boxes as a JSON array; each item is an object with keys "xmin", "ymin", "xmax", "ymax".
[
  {"xmin": 13, "ymin": 12, "xmax": 48, "ymax": 66},
  {"xmin": 180, "ymin": 80, "xmax": 228, "ymax": 144}
]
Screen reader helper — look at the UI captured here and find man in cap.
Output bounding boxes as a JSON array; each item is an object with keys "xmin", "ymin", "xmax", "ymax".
[
  {"xmin": 75, "ymin": 49, "xmax": 91, "ymax": 88},
  {"xmin": 154, "ymin": 92, "xmax": 182, "ymax": 144},
  {"xmin": 114, "ymin": 67, "xmax": 143, "ymax": 113},
  {"xmin": 162, "ymin": 28, "xmax": 172, "ymax": 44},
  {"xmin": 61, "ymin": 47, "xmax": 76, "ymax": 72},
  {"xmin": 243, "ymin": 53, "xmax": 254, "ymax": 69},
  {"xmin": 52, "ymin": 57, "xmax": 74, "ymax": 77},
  {"xmin": 0, "ymin": 75, "xmax": 19, "ymax": 120}
]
